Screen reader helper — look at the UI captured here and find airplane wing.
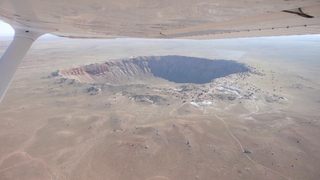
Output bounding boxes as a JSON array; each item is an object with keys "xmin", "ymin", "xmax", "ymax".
[
  {"xmin": 0, "ymin": 0, "xmax": 320, "ymax": 101},
  {"xmin": 0, "ymin": 0, "xmax": 319, "ymax": 39}
]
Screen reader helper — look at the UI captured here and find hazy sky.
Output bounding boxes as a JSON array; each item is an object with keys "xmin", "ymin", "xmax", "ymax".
[{"xmin": 0, "ymin": 21, "xmax": 14, "ymax": 36}]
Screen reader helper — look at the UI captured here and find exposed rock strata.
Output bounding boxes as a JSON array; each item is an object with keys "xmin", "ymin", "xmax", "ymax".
[{"xmin": 59, "ymin": 56, "xmax": 250, "ymax": 84}]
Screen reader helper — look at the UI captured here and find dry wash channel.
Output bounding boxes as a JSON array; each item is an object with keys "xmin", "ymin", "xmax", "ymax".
[{"xmin": 59, "ymin": 56, "xmax": 250, "ymax": 84}]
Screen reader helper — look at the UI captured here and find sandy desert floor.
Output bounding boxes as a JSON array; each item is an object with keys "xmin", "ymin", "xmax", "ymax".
[{"xmin": 0, "ymin": 35, "xmax": 320, "ymax": 180}]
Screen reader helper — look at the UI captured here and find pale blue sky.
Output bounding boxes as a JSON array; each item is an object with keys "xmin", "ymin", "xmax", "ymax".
[{"xmin": 0, "ymin": 21, "xmax": 14, "ymax": 36}]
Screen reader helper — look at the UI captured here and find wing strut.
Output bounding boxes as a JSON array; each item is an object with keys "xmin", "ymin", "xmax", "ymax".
[{"xmin": 0, "ymin": 27, "xmax": 44, "ymax": 102}]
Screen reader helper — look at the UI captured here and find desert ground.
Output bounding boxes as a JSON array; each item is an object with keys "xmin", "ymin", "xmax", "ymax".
[{"xmin": 0, "ymin": 35, "xmax": 320, "ymax": 180}]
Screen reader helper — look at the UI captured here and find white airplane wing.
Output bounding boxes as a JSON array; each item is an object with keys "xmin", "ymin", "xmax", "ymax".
[
  {"xmin": 1, "ymin": 0, "xmax": 319, "ymax": 39},
  {"xmin": 0, "ymin": 0, "xmax": 320, "ymax": 101}
]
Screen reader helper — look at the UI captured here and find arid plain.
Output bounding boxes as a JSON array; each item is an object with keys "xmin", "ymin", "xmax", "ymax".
[{"xmin": 0, "ymin": 35, "xmax": 320, "ymax": 180}]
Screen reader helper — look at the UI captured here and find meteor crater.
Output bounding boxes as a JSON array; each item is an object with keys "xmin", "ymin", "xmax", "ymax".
[{"xmin": 59, "ymin": 55, "xmax": 250, "ymax": 84}]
